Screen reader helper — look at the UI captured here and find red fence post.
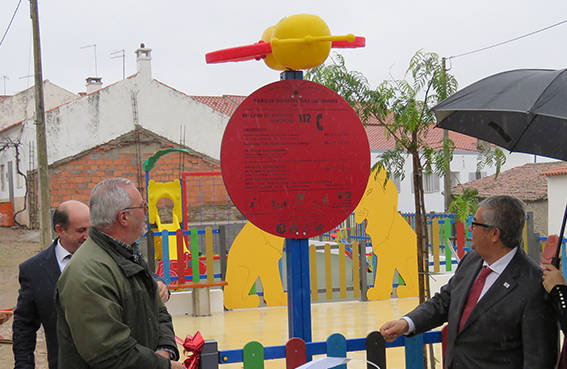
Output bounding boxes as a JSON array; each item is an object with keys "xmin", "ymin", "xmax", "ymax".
[{"xmin": 456, "ymin": 221, "xmax": 465, "ymax": 259}]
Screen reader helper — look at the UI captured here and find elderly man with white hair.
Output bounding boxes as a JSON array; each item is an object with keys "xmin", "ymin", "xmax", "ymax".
[{"xmin": 56, "ymin": 178, "xmax": 185, "ymax": 369}]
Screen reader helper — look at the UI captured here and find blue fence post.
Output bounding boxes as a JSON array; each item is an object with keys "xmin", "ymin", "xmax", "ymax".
[
  {"xmin": 404, "ymin": 334, "xmax": 424, "ymax": 369},
  {"xmin": 161, "ymin": 229, "xmax": 170, "ymax": 284}
]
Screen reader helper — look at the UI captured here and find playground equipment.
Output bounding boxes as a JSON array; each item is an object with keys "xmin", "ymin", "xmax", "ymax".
[
  {"xmin": 148, "ymin": 179, "xmax": 188, "ymax": 260},
  {"xmin": 206, "ymin": 13, "xmax": 370, "ymax": 366},
  {"xmin": 143, "ymin": 149, "xmax": 207, "ymax": 282},
  {"xmin": 354, "ymin": 168, "xmax": 419, "ymax": 300},
  {"xmin": 206, "ymin": 14, "xmax": 365, "ymax": 71},
  {"xmin": 224, "ymin": 222, "xmax": 287, "ymax": 309},
  {"xmin": 149, "ymin": 179, "xmax": 207, "ymax": 281}
]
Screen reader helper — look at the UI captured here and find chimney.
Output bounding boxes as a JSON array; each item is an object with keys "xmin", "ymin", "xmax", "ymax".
[
  {"xmin": 85, "ymin": 77, "xmax": 102, "ymax": 94},
  {"xmin": 135, "ymin": 43, "xmax": 152, "ymax": 79}
]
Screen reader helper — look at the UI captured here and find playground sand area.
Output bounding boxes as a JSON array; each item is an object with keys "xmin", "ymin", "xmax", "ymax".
[{"xmin": 0, "ymin": 226, "xmax": 437, "ymax": 369}]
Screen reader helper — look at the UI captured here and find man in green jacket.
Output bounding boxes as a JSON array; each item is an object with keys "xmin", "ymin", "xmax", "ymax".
[{"xmin": 55, "ymin": 178, "xmax": 185, "ymax": 369}]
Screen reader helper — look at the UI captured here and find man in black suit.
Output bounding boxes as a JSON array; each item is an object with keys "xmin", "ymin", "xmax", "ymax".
[
  {"xmin": 12, "ymin": 200, "xmax": 172, "ymax": 368},
  {"xmin": 13, "ymin": 200, "xmax": 90, "ymax": 369},
  {"xmin": 380, "ymin": 195, "xmax": 558, "ymax": 368}
]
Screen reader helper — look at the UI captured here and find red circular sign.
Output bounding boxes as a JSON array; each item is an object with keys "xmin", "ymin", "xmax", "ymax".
[{"xmin": 221, "ymin": 79, "xmax": 370, "ymax": 238}]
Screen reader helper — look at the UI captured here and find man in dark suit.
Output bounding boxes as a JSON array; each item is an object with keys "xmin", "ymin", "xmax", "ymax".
[
  {"xmin": 13, "ymin": 200, "xmax": 90, "ymax": 369},
  {"xmin": 13, "ymin": 200, "xmax": 171, "ymax": 369},
  {"xmin": 380, "ymin": 195, "xmax": 558, "ymax": 368}
]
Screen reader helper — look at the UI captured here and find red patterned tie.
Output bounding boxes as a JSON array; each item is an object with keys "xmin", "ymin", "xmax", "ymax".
[{"xmin": 459, "ymin": 266, "xmax": 492, "ymax": 331}]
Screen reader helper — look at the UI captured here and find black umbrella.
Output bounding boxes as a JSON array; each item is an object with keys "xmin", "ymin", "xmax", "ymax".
[{"xmin": 433, "ymin": 68, "xmax": 567, "ymax": 266}]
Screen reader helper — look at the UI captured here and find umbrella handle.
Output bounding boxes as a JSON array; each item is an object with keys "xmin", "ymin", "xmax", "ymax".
[{"xmin": 552, "ymin": 200, "xmax": 567, "ymax": 268}]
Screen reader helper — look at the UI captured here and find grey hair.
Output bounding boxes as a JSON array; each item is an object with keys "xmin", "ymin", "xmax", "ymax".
[
  {"xmin": 89, "ymin": 178, "xmax": 134, "ymax": 229},
  {"xmin": 479, "ymin": 195, "xmax": 526, "ymax": 249}
]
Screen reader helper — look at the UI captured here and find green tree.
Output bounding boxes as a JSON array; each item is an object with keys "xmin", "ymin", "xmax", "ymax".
[{"xmin": 307, "ymin": 50, "xmax": 458, "ymax": 304}]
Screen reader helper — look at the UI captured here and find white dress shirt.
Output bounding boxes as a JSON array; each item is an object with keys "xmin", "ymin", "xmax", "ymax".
[{"xmin": 55, "ymin": 239, "xmax": 73, "ymax": 272}]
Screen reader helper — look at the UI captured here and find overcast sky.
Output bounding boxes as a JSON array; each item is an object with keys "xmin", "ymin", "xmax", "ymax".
[{"xmin": 1, "ymin": 0, "xmax": 566, "ymax": 98}]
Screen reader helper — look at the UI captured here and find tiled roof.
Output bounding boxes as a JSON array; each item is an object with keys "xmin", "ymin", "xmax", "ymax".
[
  {"xmin": 542, "ymin": 164, "xmax": 567, "ymax": 176},
  {"xmin": 189, "ymin": 95, "xmax": 244, "ymax": 116},
  {"xmin": 452, "ymin": 162, "xmax": 567, "ymax": 201},
  {"xmin": 365, "ymin": 115, "xmax": 478, "ymax": 151}
]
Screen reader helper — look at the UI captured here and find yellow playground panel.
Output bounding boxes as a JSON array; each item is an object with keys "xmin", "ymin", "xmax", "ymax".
[
  {"xmin": 354, "ymin": 168, "xmax": 419, "ymax": 300},
  {"xmin": 148, "ymin": 179, "xmax": 190, "ymax": 260}
]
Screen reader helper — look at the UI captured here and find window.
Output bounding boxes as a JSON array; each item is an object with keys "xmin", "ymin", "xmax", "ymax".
[
  {"xmin": 423, "ymin": 173, "xmax": 440, "ymax": 193},
  {"xmin": 411, "ymin": 172, "xmax": 440, "ymax": 193},
  {"xmin": 450, "ymin": 171, "xmax": 460, "ymax": 188},
  {"xmin": 468, "ymin": 171, "xmax": 487, "ymax": 182}
]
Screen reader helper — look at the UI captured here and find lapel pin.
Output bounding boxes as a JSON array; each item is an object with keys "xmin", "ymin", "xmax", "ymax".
[{"xmin": 503, "ymin": 282, "xmax": 510, "ymax": 288}]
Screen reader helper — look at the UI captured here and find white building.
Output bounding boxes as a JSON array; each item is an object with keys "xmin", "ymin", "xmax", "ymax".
[
  {"xmin": 366, "ymin": 122, "xmax": 558, "ymax": 213},
  {"xmin": 0, "ymin": 45, "xmax": 233, "ymax": 227}
]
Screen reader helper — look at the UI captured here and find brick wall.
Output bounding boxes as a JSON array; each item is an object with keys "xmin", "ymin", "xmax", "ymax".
[{"xmin": 28, "ymin": 130, "xmax": 225, "ymax": 228}]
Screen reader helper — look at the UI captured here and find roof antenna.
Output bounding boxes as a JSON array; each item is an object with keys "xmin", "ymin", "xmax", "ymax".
[
  {"xmin": 81, "ymin": 44, "xmax": 98, "ymax": 77},
  {"xmin": 111, "ymin": 49, "xmax": 126, "ymax": 79}
]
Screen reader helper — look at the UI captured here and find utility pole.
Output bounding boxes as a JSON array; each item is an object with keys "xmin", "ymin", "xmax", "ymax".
[
  {"xmin": 441, "ymin": 57, "xmax": 452, "ymax": 213},
  {"xmin": 30, "ymin": 0, "xmax": 52, "ymax": 248}
]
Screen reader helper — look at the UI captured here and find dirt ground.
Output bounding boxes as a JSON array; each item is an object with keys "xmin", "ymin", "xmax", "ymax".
[{"xmin": 0, "ymin": 226, "xmax": 48, "ymax": 369}]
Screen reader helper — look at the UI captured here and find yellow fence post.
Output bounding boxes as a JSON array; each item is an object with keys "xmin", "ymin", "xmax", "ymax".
[
  {"xmin": 205, "ymin": 227, "xmax": 214, "ymax": 283},
  {"xmin": 339, "ymin": 242, "xmax": 346, "ymax": 299},
  {"xmin": 352, "ymin": 241, "xmax": 360, "ymax": 298},
  {"xmin": 324, "ymin": 243, "xmax": 333, "ymax": 300},
  {"xmin": 310, "ymin": 244, "xmax": 318, "ymax": 301}
]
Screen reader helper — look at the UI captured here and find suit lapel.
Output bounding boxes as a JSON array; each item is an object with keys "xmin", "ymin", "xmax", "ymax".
[
  {"xmin": 40, "ymin": 240, "xmax": 62, "ymax": 287},
  {"xmin": 459, "ymin": 249, "xmax": 522, "ymax": 333}
]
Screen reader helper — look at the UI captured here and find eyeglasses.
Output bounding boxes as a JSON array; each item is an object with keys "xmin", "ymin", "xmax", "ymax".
[
  {"xmin": 470, "ymin": 221, "xmax": 494, "ymax": 229},
  {"xmin": 123, "ymin": 202, "xmax": 148, "ymax": 213}
]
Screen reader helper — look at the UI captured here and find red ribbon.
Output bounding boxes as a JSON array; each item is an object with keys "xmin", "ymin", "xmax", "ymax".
[{"xmin": 176, "ymin": 332, "xmax": 204, "ymax": 369}]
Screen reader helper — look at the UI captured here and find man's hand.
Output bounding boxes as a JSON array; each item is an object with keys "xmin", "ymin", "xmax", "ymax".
[
  {"xmin": 0, "ymin": 310, "xmax": 13, "ymax": 325},
  {"xmin": 157, "ymin": 281, "xmax": 170, "ymax": 303},
  {"xmin": 543, "ymin": 264, "xmax": 566, "ymax": 293},
  {"xmin": 379, "ymin": 319, "xmax": 409, "ymax": 342},
  {"xmin": 171, "ymin": 361, "xmax": 185, "ymax": 369},
  {"xmin": 156, "ymin": 351, "xmax": 185, "ymax": 369}
]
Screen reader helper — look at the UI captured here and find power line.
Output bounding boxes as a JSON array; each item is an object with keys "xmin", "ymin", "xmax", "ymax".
[
  {"xmin": 0, "ymin": 0, "xmax": 23, "ymax": 48},
  {"xmin": 449, "ymin": 18, "xmax": 567, "ymax": 60}
]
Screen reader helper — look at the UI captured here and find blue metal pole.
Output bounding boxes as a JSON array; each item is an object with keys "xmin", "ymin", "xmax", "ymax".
[{"xmin": 286, "ymin": 238, "xmax": 312, "ymax": 345}]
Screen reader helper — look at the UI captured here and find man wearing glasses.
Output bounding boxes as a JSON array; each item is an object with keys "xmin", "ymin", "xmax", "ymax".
[
  {"xmin": 380, "ymin": 195, "xmax": 558, "ymax": 368},
  {"xmin": 55, "ymin": 178, "xmax": 185, "ymax": 369}
]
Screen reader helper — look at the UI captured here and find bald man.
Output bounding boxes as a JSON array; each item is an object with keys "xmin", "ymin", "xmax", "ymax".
[
  {"xmin": 13, "ymin": 201, "xmax": 90, "ymax": 369},
  {"xmin": 13, "ymin": 200, "xmax": 170, "ymax": 369}
]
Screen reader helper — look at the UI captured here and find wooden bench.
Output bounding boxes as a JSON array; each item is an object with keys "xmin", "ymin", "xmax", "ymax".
[{"xmin": 168, "ymin": 281, "xmax": 227, "ymax": 317}]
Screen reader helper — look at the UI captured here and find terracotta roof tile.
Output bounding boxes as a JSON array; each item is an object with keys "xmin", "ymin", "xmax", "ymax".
[
  {"xmin": 542, "ymin": 164, "xmax": 567, "ymax": 176},
  {"xmin": 365, "ymin": 121, "xmax": 478, "ymax": 151},
  {"xmin": 189, "ymin": 95, "xmax": 244, "ymax": 116},
  {"xmin": 452, "ymin": 162, "xmax": 567, "ymax": 201}
]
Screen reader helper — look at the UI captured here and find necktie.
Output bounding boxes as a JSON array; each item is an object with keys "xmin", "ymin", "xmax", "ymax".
[{"xmin": 459, "ymin": 266, "xmax": 492, "ymax": 331}]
